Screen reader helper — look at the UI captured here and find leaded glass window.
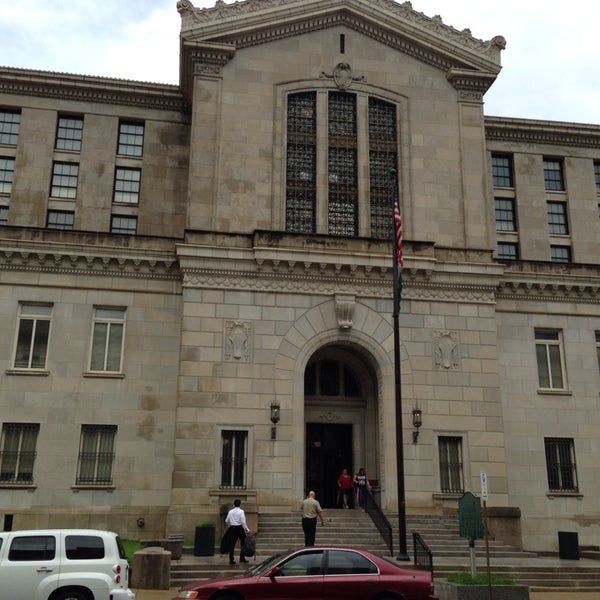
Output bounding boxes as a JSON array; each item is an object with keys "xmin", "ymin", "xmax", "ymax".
[{"xmin": 286, "ymin": 92, "xmax": 316, "ymax": 233}]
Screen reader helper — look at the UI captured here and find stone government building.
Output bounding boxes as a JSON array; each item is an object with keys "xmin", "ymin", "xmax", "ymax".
[{"xmin": 1, "ymin": 0, "xmax": 599, "ymax": 553}]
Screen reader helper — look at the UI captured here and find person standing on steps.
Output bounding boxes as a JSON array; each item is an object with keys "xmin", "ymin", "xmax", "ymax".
[
  {"xmin": 353, "ymin": 467, "xmax": 371, "ymax": 509},
  {"xmin": 225, "ymin": 498, "xmax": 250, "ymax": 565},
  {"xmin": 337, "ymin": 468, "xmax": 353, "ymax": 508},
  {"xmin": 301, "ymin": 490, "xmax": 325, "ymax": 546}
]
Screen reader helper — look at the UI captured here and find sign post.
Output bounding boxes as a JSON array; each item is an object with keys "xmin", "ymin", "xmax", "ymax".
[
  {"xmin": 458, "ymin": 491, "xmax": 483, "ymax": 577},
  {"xmin": 481, "ymin": 471, "xmax": 492, "ymax": 600}
]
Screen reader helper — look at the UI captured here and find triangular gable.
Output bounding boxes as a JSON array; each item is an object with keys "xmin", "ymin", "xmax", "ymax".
[{"xmin": 178, "ymin": 0, "xmax": 505, "ymax": 77}]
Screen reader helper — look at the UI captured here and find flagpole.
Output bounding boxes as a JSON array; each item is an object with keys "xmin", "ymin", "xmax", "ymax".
[{"xmin": 391, "ymin": 169, "xmax": 409, "ymax": 561}]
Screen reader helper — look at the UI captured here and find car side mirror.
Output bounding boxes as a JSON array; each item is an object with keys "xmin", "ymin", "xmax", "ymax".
[{"xmin": 268, "ymin": 566, "xmax": 281, "ymax": 579}]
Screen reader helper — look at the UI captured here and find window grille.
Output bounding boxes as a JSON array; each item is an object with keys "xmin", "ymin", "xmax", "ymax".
[
  {"xmin": 369, "ymin": 97, "xmax": 397, "ymax": 240},
  {"xmin": 544, "ymin": 438, "xmax": 578, "ymax": 492},
  {"xmin": 438, "ymin": 436, "xmax": 464, "ymax": 493},
  {"xmin": 221, "ymin": 430, "xmax": 247, "ymax": 489},
  {"xmin": 0, "ymin": 423, "xmax": 39, "ymax": 484},
  {"xmin": 76, "ymin": 425, "xmax": 117, "ymax": 485}
]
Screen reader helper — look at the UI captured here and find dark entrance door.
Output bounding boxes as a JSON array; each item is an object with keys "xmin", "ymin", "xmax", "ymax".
[{"xmin": 305, "ymin": 423, "xmax": 353, "ymax": 508}]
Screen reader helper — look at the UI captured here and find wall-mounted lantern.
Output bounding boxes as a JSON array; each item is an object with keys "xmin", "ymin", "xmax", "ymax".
[{"xmin": 412, "ymin": 406, "xmax": 422, "ymax": 443}]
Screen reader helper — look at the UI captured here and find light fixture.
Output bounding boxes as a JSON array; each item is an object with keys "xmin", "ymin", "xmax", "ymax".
[
  {"xmin": 412, "ymin": 406, "xmax": 422, "ymax": 443},
  {"xmin": 270, "ymin": 402, "xmax": 280, "ymax": 440}
]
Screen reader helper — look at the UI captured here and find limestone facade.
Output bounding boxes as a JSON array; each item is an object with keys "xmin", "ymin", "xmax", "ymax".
[{"xmin": 0, "ymin": 0, "xmax": 598, "ymax": 552}]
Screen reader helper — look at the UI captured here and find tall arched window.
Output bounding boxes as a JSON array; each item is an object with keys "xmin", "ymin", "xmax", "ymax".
[{"xmin": 286, "ymin": 91, "xmax": 398, "ymax": 239}]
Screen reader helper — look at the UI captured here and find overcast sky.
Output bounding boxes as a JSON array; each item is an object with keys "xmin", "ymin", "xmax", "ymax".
[{"xmin": 0, "ymin": 0, "xmax": 598, "ymax": 124}]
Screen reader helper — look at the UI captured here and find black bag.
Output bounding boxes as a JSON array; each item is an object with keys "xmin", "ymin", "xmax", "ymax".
[
  {"xmin": 220, "ymin": 527, "xmax": 234, "ymax": 555},
  {"xmin": 242, "ymin": 533, "xmax": 256, "ymax": 557}
]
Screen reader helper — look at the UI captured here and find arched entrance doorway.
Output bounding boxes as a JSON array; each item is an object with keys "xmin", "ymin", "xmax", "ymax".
[{"xmin": 304, "ymin": 344, "xmax": 378, "ymax": 508}]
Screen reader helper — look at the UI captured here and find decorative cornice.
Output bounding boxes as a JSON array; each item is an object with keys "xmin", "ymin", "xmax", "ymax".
[
  {"xmin": 485, "ymin": 116, "xmax": 600, "ymax": 148},
  {"xmin": 0, "ymin": 67, "xmax": 186, "ymax": 112},
  {"xmin": 178, "ymin": 0, "xmax": 505, "ymax": 64},
  {"xmin": 447, "ymin": 68, "xmax": 498, "ymax": 101}
]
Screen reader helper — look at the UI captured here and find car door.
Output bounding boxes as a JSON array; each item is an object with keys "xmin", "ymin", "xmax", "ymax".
[
  {"xmin": 251, "ymin": 548, "xmax": 324, "ymax": 600},
  {"xmin": 0, "ymin": 533, "xmax": 60, "ymax": 600},
  {"xmin": 322, "ymin": 549, "xmax": 380, "ymax": 600}
]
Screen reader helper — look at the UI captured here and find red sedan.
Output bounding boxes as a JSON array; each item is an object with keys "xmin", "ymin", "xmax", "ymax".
[{"xmin": 173, "ymin": 545, "xmax": 438, "ymax": 600}]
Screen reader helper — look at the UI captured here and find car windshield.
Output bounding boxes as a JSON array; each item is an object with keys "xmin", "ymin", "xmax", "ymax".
[{"xmin": 246, "ymin": 551, "xmax": 286, "ymax": 575}]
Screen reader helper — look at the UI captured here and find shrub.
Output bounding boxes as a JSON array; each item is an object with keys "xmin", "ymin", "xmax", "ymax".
[{"xmin": 446, "ymin": 572, "xmax": 516, "ymax": 586}]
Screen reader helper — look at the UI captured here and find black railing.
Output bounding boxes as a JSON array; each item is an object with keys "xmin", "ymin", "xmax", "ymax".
[
  {"xmin": 364, "ymin": 487, "xmax": 393, "ymax": 556},
  {"xmin": 413, "ymin": 531, "xmax": 434, "ymax": 577}
]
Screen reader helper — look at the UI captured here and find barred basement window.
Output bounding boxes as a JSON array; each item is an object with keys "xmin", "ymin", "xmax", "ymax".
[
  {"xmin": 0, "ymin": 423, "xmax": 39, "ymax": 484},
  {"xmin": 76, "ymin": 425, "xmax": 117, "ymax": 485},
  {"xmin": 544, "ymin": 438, "xmax": 578, "ymax": 492},
  {"xmin": 221, "ymin": 430, "xmax": 247, "ymax": 489},
  {"xmin": 438, "ymin": 436, "xmax": 464, "ymax": 493}
]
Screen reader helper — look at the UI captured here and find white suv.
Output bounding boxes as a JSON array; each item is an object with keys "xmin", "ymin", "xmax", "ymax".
[{"xmin": 0, "ymin": 529, "xmax": 135, "ymax": 600}]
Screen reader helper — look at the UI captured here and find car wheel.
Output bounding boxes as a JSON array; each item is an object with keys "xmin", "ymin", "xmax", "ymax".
[{"xmin": 53, "ymin": 590, "xmax": 90, "ymax": 600}]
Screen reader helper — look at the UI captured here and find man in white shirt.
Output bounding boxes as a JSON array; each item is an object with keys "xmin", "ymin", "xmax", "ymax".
[{"xmin": 225, "ymin": 498, "xmax": 250, "ymax": 565}]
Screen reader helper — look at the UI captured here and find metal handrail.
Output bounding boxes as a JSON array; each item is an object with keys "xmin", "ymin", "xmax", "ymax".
[
  {"xmin": 364, "ymin": 487, "xmax": 394, "ymax": 556},
  {"xmin": 413, "ymin": 531, "xmax": 434, "ymax": 577}
]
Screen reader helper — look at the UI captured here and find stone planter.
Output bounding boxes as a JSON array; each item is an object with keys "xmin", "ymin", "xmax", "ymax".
[{"xmin": 435, "ymin": 581, "xmax": 530, "ymax": 600}]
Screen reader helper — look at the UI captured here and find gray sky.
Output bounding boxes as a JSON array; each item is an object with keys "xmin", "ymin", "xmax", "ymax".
[{"xmin": 0, "ymin": 0, "xmax": 598, "ymax": 124}]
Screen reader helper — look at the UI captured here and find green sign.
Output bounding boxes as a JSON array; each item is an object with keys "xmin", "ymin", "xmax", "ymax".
[{"xmin": 458, "ymin": 491, "xmax": 484, "ymax": 541}]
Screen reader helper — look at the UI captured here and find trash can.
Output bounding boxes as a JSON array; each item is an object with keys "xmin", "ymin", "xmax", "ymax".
[
  {"xmin": 166, "ymin": 533, "xmax": 184, "ymax": 560},
  {"xmin": 558, "ymin": 531, "xmax": 579, "ymax": 560}
]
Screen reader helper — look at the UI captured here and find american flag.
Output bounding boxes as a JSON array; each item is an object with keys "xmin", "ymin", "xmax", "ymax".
[{"xmin": 393, "ymin": 195, "xmax": 403, "ymax": 269}]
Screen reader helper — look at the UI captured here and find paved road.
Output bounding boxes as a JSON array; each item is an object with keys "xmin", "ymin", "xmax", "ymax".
[{"xmin": 134, "ymin": 588, "xmax": 600, "ymax": 600}]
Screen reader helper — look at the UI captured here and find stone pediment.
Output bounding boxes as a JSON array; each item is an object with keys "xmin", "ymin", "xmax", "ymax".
[{"xmin": 178, "ymin": 0, "xmax": 505, "ymax": 78}]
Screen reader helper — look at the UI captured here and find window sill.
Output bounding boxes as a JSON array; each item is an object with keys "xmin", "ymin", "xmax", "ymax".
[
  {"xmin": 433, "ymin": 492, "xmax": 464, "ymax": 500},
  {"xmin": 82, "ymin": 371, "xmax": 125, "ymax": 379},
  {"xmin": 547, "ymin": 491, "xmax": 583, "ymax": 499},
  {"xmin": 72, "ymin": 485, "xmax": 115, "ymax": 492},
  {"xmin": 5, "ymin": 369, "xmax": 50, "ymax": 376},
  {"xmin": 0, "ymin": 483, "xmax": 36, "ymax": 490},
  {"xmin": 536, "ymin": 388, "xmax": 572, "ymax": 396}
]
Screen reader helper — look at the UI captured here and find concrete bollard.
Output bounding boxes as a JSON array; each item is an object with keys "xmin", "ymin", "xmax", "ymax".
[{"xmin": 131, "ymin": 547, "xmax": 172, "ymax": 590}]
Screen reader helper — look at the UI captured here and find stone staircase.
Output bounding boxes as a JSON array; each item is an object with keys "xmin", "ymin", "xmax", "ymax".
[{"xmin": 170, "ymin": 510, "xmax": 600, "ymax": 592}]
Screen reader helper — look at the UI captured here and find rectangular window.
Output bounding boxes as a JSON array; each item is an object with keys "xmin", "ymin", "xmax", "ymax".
[
  {"xmin": 117, "ymin": 121, "xmax": 144, "ymax": 156},
  {"xmin": 113, "ymin": 168, "xmax": 141, "ymax": 204},
  {"xmin": 594, "ymin": 161, "xmax": 600, "ymax": 194},
  {"xmin": 0, "ymin": 423, "xmax": 39, "ymax": 484},
  {"xmin": 220, "ymin": 430, "xmax": 247, "ymax": 489},
  {"xmin": 47, "ymin": 210, "xmax": 74, "ymax": 230},
  {"xmin": 110, "ymin": 215, "xmax": 137, "ymax": 235},
  {"xmin": 50, "ymin": 162, "xmax": 79, "ymax": 198},
  {"xmin": 438, "ymin": 436, "xmax": 464, "ymax": 493},
  {"xmin": 545, "ymin": 438, "xmax": 578, "ymax": 492},
  {"xmin": 543, "ymin": 158, "xmax": 565, "ymax": 191},
  {"xmin": 547, "ymin": 201, "xmax": 569, "ymax": 235},
  {"xmin": 0, "ymin": 206, "xmax": 7, "ymax": 225},
  {"xmin": 286, "ymin": 92, "xmax": 317, "ymax": 234},
  {"xmin": 90, "ymin": 308, "xmax": 125, "ymax": 372},
  {"xmin": 14, "ymin": 304, "xmax": 52, "ymax": 369},
  {"xmin": 8, "ymin": 535, "xmax": 55, "ymax": 561},
  {"xmin": 328, "ymin": 92, "xmax": 358, "ymax": 236},
  {"xmin": 596, "ymin": 331, "xmax": 600, "ymax": 377},
  {"xmin": 369, "ymin": 97, "xmax": 397, "ymax": 240},
  {"xmin": 497, "ymin": 242, "xmax": 519, "ymax": 260},
  {"xmin": 55, "ymin": 116, "xmax": 83, "ymax": 151},
  {"xmin": 0, "ymin": 157, "xmax": 15, "ymax": 194},
  {"xmin": 76, "ymin": 425, "xmax": 117, "ymax": 485},
  {"xmin": 0, "ymin": 110, "xmax": 20, "ymax": 145},
  {"xmin": 550, "ymin": 245, "xmax": 571, "ymax": 263},
  {"xmin": 491, "ymin": 154, "xmax": 513, "ymax": 187},
  {"xmin": 535, "ymin": 329, "xmax": 566, "ymax": 389},
  {"xmin": 495, "ymin": 198, "xmax": 517, "ymax": 231}
]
